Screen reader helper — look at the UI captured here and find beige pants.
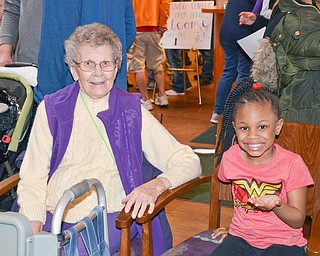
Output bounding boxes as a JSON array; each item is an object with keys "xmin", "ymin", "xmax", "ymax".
[{"xmin": 128, "ymin": 32, "xmax": 165, "ymax": 73}]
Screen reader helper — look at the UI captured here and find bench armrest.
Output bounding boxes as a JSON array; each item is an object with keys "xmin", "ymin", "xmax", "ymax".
[
  {"xmin": 116, "ymin": 174, "xmax": 212, "ymax": 256},
  {"xmin": 0, "ymin": 173, "xmax": 20, "ymax": 196}
]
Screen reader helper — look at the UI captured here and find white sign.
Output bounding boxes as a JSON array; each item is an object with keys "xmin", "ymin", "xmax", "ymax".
[{"xmin": 160, "ymin": 1, "xmax": 214, "ymax": 50}]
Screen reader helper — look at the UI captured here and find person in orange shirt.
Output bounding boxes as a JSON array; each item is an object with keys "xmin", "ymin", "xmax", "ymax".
[{"xmin": 129, "ymin": 0, "xmax": 171, "ymax": 110}]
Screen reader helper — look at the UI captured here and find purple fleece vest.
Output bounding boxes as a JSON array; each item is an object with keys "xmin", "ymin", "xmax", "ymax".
[{"xmin": 44, "ymin": 81, "xmax": 166, "ymax": 255}]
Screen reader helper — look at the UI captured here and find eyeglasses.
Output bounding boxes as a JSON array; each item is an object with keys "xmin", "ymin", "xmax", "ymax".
[{"xmin": 73, "ymin": 60, "xmax": 116, "ymax": 72}]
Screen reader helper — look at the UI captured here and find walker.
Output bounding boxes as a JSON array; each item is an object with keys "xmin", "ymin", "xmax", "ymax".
[{"xmin": 0, "ymin": 178, "xmax": 110, "ymax": 256}]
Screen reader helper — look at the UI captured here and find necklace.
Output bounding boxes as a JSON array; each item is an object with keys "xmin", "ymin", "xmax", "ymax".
[{"xmin": 80, "ymin": 92, "xmax": 116, "ymax": 163}]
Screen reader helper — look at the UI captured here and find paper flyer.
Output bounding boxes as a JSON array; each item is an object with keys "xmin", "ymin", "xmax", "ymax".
[{"xmin": 237, "ymin": 27, "xmax": 266, "ymax": 59}]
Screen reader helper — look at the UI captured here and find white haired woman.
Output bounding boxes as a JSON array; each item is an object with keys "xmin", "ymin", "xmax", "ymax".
[{"xmin": 17, "ymin": 23, "xmax": 201, "ymax": 255}]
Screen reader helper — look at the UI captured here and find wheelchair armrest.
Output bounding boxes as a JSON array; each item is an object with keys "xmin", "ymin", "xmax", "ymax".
[
  {"xmin": 307, "ymin": 208, "xmax": 320, "ymax": 256},
  {"xmin": 116, "ymin": 174, "xmax": 212, "ymax": 256},
  {"xmin": 0, "ymin": 173, "xmax": 20, "ymax": 196}
]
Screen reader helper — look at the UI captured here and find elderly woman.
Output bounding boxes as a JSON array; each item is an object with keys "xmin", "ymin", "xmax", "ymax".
[{"xmin": 17, "ymin": 23, "xmax": 201, "ymax": 255}]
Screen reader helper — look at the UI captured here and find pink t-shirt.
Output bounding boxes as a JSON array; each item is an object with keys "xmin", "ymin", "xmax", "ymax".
[{"xmin": 218, "ymin": 144, "xmax": 314, "ymax": 249}]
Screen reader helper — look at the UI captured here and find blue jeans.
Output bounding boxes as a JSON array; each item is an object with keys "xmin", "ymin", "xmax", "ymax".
[
  {"xmin": 166, "ymin": 49, "xmax": 192, "ymax": 93},
  {"xmin": 214, "ymin": 39, "xmax": 251, "ymax": 114},
  {"xmin": 64, "ymin": 227, "xmax": 80, "ymax": 256},
  {"xmin": 199, "ymin": 16, "xmax": 214, "ymax": 79},
  {"xmin": 147, "ymin": 69, "xmax": 155, "ymax": 84},
  {"xmin": 199, "ymin": 48, "xmax": 214, "ymax": 79},
  {"xmin": 211, "ymin": 234, "xmax": 306, "ymax": 256}
]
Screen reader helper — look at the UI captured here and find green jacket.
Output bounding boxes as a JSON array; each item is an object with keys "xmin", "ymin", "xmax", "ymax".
[{"xmin": 269, "ymin": 0, "xmax": 320, "ymax": 125}]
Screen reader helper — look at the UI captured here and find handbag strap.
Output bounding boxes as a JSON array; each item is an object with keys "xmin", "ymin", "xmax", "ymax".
[
  {"xmin": 64, "ymin": 227, "xmax": 79, "ymax": 256},
  {"xmin": 92, "ymin": 206, "xmax": 110, "ymax": 256},
  {"xmin": 80, "ymin": 216, "xmax": 99, "ymax": 256}
]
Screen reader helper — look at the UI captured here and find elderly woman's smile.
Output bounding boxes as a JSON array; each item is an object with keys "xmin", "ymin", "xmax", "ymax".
[{"xmin": 70, "ymin": 44, "xmax": 118, "ymax": 100}]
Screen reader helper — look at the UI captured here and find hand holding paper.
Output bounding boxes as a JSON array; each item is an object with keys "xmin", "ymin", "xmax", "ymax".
[{"xmin": 239, "ymin": 12, "xmax": 257, "ymax": 25}]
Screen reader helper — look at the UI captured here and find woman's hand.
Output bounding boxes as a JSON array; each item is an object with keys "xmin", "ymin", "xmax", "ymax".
[
  {"xmin": 122, "ymin": 177, "xmax": 172, "ymax": 219},
  {"xmin": 31, "ymin": 220, "xmax": 43, "ymax": 235},
  {"xmin": 211, "ymin": 227, "xmax": 228, "ymax": 243},
  {"xmin": 239, "ymin": 12, "xmax": 257, "ymax": 26},
  {"xmin": 248, "ymin": 195, "xmax": 282, "ymax": 211}
]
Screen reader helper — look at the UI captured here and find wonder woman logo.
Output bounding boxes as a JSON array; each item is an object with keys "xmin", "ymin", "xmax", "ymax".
[{"xmin": 232, "ymin": 179, "xmax": 282, "ymax": 211}]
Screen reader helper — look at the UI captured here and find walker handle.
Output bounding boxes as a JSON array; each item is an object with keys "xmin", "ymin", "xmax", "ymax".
[
  {"xmin": 51, "ymin": 178, "xmax": 107, "ymax": 236},
  {"xmin": 68, "ymin": 179, "xmax": 93, "ymax": 200}
]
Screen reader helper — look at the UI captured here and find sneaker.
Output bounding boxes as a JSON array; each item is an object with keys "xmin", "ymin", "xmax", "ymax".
[
  {"xmin": 210, "ymin": 112, "xmax": 219, "ymax": 124},
  {"xmin": 155, "ymin": 94, "xmax": 169, "ymax": 107},
  {"xmin": 147, "ymin": 82, "xmax": 156, "ymax": 91},
  {"xmin": 141, "ymin": 99, "xmax": 153, "ymax": 111},
  {"xmin": 165, "ymin": 89, "xmax": 185, "ymax": 96}
]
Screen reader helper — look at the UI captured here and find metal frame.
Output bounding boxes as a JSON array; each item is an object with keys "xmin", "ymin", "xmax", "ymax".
[{"xmin": 0, "ymin": 178, "xmax": 109, "ymax": 256}]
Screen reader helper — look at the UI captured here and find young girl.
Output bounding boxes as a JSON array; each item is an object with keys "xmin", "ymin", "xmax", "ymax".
[{"xmin": 210, "ymin": 78, "xmax": 314, "ymax": 256}]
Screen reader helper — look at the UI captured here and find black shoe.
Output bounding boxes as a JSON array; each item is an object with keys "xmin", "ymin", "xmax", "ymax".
[
  {"xmin": 198, "ymin": 55, "xmax": 203, "ymax": 66},
  {"xmin": 193, "ymin": 74, "xmax": 202, "ymax": 80},
  {"xmin": 199, "ymin": 76, "xmax": 213, "ymax": 86}
]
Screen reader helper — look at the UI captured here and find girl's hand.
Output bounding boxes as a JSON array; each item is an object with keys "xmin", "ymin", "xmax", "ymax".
[
  {"xmin": 248, "ymin": 195, "xmax": 282, "ymax": 211},
  {"xmin": 211, "ymin": 227, "xmax": 228, "ymax": 243},
  {"xmin": 239, "ymin": 12, "xmax": 257, "ymax": 25}
]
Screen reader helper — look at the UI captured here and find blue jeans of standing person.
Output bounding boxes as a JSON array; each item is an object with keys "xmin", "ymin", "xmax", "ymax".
[
  {"xmin": 199, "ymin": 48, "xmax": 214, "ymax": 80},
  {"xmin": 166, "ymin": 49, "xmax": 192, "ymax": 93},
  {"xmin": 148, "ymin": 69, "xmax": 155, "ymax": 84},
  {"xmin": 211, "ymin": 234, "xmax": 306, "ymax": 256},
  {"xmin": 199, "ymin": 21, "xmax": 214, "ymax": 80},
  {"xmin": 214, "ymin": 39, "xmax": 251, "ymax": 114},
  {"xmin": 199, "ymin": 17, "xmax": 214, "ymax": 80}
]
